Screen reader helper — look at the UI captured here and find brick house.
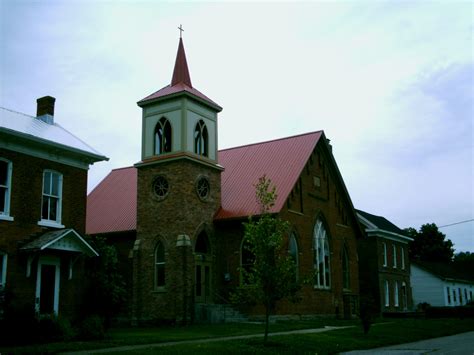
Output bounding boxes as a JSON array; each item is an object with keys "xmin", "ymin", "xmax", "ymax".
[
  {"xmin": 86, "ymin": 38, "xmax": 364, "ymax": 324},
  {"xmin": 357, "ymin": 209, "xmax": 413, "ymax": 314},
  {"xmin": 0, "ymin": 97, "xmax": 107, "ymax": 319}
]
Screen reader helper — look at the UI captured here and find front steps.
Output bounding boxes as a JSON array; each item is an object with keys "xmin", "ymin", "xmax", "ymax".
[{"xmin": 195, "ymin": 303, "xmax": 248, "ymax": 323}]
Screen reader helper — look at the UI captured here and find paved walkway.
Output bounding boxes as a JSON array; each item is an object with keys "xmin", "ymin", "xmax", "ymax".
[
  {"xmin": 62, "ymin": 325, "xmax": 354, "ymax": 354},
  {"xmin": 341, "ymin": 331, "xmax": 474, "ymax": 355}
]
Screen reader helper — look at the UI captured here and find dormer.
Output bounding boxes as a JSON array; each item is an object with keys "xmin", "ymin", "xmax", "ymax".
[{"xmin": 137, "ymin": 38, "xmax": 222, "ymax": 166}]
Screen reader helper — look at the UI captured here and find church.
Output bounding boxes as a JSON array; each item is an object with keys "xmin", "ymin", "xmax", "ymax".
[{"xmin": 86, "ymin": 37, "xmax": 364, "ymax": 324}]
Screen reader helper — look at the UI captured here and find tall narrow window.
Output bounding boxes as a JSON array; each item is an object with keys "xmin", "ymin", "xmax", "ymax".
[
  {"xmin": 384, "ymin": 280, "xmax": 390, "ymax": 307},
  {"xmin": 41, "ymin": 171, "xmax": 62, "ymax": 224},
  {"xmin": 447, "ymin": 287, "xmax": 451, "ymax": 304},
  {"xmin": 155, "ymin": 241, "xmax": 165, "ymax": 288},
  {"xmin": 313, "ymin": 219, "xmax": 331, "ymax": 288},
  {"xmin": 401, "ymin": 247, "xmax": 405, "ymax": 269},
  {"xmin": 0, "ymin": 159, "xmax": 12, "ymax": 218},
  {"xmin": 0, "ymin": 253, "xmax": 7, "ymax": 287},
  {"xmin": 382, "ymin": 242, "xmax": 387, "ymax": 267},
  {"xmin": 194, "ymin": 120, "xmax": 208, "ymax": 157},
  {"xmin": 393, "ymin": 245, "xmax": 397, "ymax": 268},
  {"xmin": 241, "ymin": 238, "xmax": 255, "ymax": 285},
  {"xmin": 459, "ymin": 288, "xmax": 463, "ymax": 304},
  {"xmin": 154, "ymin": 117, "xmax": 172, "ymax": 155},
  {"xmin": 288, "ymin": 233, "xmax": 299, "ymax": 280},
  {"xmin": 394, "ymin": 281, "xmax": 399, "ymax": 307},
  {"xmin": 342, "ymin": 246, "xmax": 350, "ymax": 290}
]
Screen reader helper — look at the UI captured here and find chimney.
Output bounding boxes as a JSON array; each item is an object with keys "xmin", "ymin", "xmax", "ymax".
[
  {"xmin": 36, "ymin": 96, "xmax": 55, "ymax": 124},
  {"xmin": 326, "ymin": 138, "xmax": 333, "ymax": 153}
]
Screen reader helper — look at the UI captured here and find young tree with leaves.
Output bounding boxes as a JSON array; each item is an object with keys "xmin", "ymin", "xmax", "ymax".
[{"xmin": 231, "ymin": 175, "xmax": 300, "ymax": 344}]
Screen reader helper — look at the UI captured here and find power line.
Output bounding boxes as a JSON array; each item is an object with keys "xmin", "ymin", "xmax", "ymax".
[{"xmin": 438, "ymin": 219, "xmax": 474, "ymax": 228}]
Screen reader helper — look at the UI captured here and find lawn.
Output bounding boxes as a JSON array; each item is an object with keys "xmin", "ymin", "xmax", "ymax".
[{"xmin": 1, "ymin": 318, "xmax": 473, "ymax": 354}]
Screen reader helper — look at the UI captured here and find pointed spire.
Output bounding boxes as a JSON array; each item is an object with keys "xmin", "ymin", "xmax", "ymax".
[{"xmin": 171, "ymin": 38, "xmax": 192, "ymax": 87}]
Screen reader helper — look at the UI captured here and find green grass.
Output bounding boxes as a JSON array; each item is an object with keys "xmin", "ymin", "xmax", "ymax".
[{"xmin": 1, "ymin": 318, "xmax": 473, "ymax": 354}]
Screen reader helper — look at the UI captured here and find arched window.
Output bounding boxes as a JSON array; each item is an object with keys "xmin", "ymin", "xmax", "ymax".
[
  {"xmin": 195, "ymin": 231, "xmax": 210, "ymax": 255},
  {"xmin": 154, "ymin": 117, "xmax": 172, "ymax": 155},
  {"xmin": 155, "ymin": 241, "xmax": 165, "ymax": 288},
  {"xmin": 342, "ymin": 245, "xmax": 350, "ymax": 290},
  {"xmin": 313, "ymin": 219, "xmax": 330, "ymax": 288},
  {"xmin": 241, "ymin": 238, "xmax": 255, "ymax": 285},
  {"xmin": 288, "ymin": 233, "xmax": 298, "ymax": 280},
  {"xmin": 194, "ymin": 120, "xmax": 208, "ymax": 157}
]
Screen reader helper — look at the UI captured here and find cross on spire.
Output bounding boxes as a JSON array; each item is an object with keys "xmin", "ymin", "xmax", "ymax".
[{"xmin": 178, "ymin": 24, "xmax": 184, "ymax": 38}]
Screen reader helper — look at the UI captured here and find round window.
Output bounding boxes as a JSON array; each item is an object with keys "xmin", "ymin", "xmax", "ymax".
[
  {"xmin": 196, "ymin": 176, "xmax": 210, "ymax": 200},
  {"xmin": 152, "ymin": 176, "xmax": 169, "ymax": 199}
]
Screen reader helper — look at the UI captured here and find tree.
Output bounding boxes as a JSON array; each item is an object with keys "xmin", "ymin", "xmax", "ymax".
[
  {"xmin": 406, "ymin": 223, "xmax": 454, "ymax": 263},
  {"xmin": 231, "ymin": 175, "xmax": 300, "ymax": 344},
  {"xmin": 453, "ymin": 251, "xmax": 474, "ymax": 270}
]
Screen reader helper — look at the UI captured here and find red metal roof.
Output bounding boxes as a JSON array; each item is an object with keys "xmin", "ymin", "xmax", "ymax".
[
  {"xmin": 137, "ymin": 38, "xmax": 222, "ymax": 111},
  {"xmin": 216, "ymin": 131, "xmax": 322, "ymax": 219},
  {"xmin": 85, "ymin": 131, "xmax": 322, "ymax": 234},
  {"xmin": 86, "ymin": 166, "xmax": 137, "ymax": 235}
]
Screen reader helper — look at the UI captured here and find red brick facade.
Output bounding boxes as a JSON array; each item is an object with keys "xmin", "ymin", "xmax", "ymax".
[{"xmin": 0, "ymin": 148, "xmax": 92, "ymax": 319}]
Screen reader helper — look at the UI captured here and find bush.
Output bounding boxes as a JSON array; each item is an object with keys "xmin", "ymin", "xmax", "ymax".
[
  {"xmin": 78, "ymin": 315, "xmax": 105, "ymax": 340},
  {"xmin": 38, "ymin": 315, "xmax": 76, "ymax": 342},
  {"xmin": 425, "ymin": 306, "xmax": 474, "ymax": 318}
]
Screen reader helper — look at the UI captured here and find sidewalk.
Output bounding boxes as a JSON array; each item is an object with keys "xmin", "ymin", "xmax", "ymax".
[{"xmin": 62, "ymin": 325, "xmax": 355, "ymax": 354}]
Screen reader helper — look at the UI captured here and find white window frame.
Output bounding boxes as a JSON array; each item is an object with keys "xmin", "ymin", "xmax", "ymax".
[
  {"xmin": 38, "ymin": 170, "xmax": 64, "ymax": 228},
  {"xmin": 447, "ymin": 286, "xmax": 451, "ymax": 304},
  {"xmin": 382, "ymin": 242, "xmax": 387, "ymax": 267},
  {"xmin": 313, "ymin": 219, "xmax": 331, "ymax": 289},
  {"xmin": 0, "ymin": 158, "xmax": 13, "ymax": 221},
  {"xmin": 401, "ymin": 247, "xmax": 405, "ymax": 269},
  {"xmin": 194, "ymin": 120, "xmax": 209, "ymax": 157},
  {"xmin": 392, "ymin": 244, "xmax": 397, "ymax": 268},
  {"xmin": 394, "ymin": 281, "xmax": 399, "ymax": 307},
  {"xmin": 0, "ymin": 253, "xmax": 7, "ymax": 287},
  {"xmin": 384, "ymin": 280, "xmax": 390, "ymax": 307}
]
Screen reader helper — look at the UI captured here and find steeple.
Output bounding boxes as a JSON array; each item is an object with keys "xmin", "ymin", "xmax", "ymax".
[{"xmin": 171, "ymin": 38, "xmax": 192, "ymax": 87}]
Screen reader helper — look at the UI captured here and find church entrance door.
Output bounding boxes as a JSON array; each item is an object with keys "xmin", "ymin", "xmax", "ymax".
[{"xmin": 194, "ymin": 231, "xmax": 212, "ymax": 304}]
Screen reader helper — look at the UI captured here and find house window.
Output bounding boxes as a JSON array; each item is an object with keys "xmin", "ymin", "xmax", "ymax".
[
  {"xmin": 394, "ymin": 281, "xmax": 399, "ymax": 307},
  {"xmin": 453, "ymin": 289, "xmax": 457, "ymax": 303},
  {"xmin": 241, "ymin": 238, "xmax": 255, "ymax": 285},
  {"xmin": 313, "ymin": 219, "xmax": 330, "ymax": 289},
  {"xmin": 0, "ymin": 159, "xmax": 12, "ymax": 218},
  {"xmin": 393, "ymin": 245, "xmax": 397, "ymax": 268},
  {"xmin": 382, "ymin": 242, "xmax": 387, "ymax": 267},
  {"xmin": 288, "ymin": 233, "xmax": 299, "ymax": 281},
  {"xmin": 464, "ymin": 289, "xmax": 468, "ymax": 304},
  {"xmin": 154, "ymin": 117, "xmax": 172, "ymax": 155},
  {"xmin": 447, "ymin": 287, "xmax": 451, "ymax": 304},
  {"xmin": 155, "ymin": 241, "xmax": 165, "ymax": 288},
  {"xmin": 0, "ymin": 253, "xmax": 7, "ymax": 287},
  {"xmin": 342, "ymin": 246, "xmax": 350, "ymax": 290},
  {"xmin": 470, "ymin": 291, "xmax": 472, "ymax": 302},
  {"xmin": 194, "ymin": 120, "xmax": 208, "ymax": 157},
  {"xmin": 401, "ymin": 247, "xmax": 405, "ymax": 269},
  {"xmin": 41, "ymin": 171, "xmax": 62, "ymax": 224},
  {"xmin": 459, "ymin": 288, "xmax": 463, "ymax": 304},
  {"xmin": 384, "ymin": 280, "xmax": 390, "ymax": 307}
]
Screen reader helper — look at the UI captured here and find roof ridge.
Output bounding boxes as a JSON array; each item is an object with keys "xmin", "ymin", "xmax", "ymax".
[
  {"xmin": 112, "ymin": 166, "xmax": 136, "ymax": 172},
  {"xmin": 0, "ymin": 106, "xmax": 35, "ymax": 119},
  {"xmin": 218, "ymin": 130, "xmax": 324, "ymax": 153}
]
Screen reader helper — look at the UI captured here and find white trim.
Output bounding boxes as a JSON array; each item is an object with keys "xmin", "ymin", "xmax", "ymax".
[
  {"xmin": 0, "ymin": 215, "xmax": 14, "ymax": 221},
  {"xmin": 0, "ymin": 252, "xmax": 7, "ymax": 286},
  {"xmin": 366, "ymin": 228, "xmax": 413, "ymax": 243},
  {"xmin": 35, "ymin": 256, "xmax": 60, "ymax": 315},
  {"xmin": 392, "ymin": 244, "xmax": 397, "ymax": 268},
  {"xmin": 39, "ymin": 229, "xmax": 99, "ymax": 257},
  {"xmin": 382, "ymin": 242, "xmax": 387, "ymax": 267},
  {"xmin": 40, "ymin": 170, "xmax": 63, "ymax": 224},
  {"xmin": 384, "ymin": 280, "xmax": 390, "ymax": 307},
  {"xmin": 38, "ymin": 220, "xmax": 65, "ymax": 228},
  {"xmin": 394, "ymin": 281, "xmax": 399, "ymax": 307},
  {"xmin": 0, "ymin": 158, "xmax": 13, "ymax": 218},
  {"xmin": 356, "ymin": 213, "xmax": 378, "ymax": 230}
]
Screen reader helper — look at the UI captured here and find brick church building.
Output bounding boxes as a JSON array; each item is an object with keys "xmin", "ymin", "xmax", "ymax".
[{"xmin": 86, "ymin": 37, "xmax": 364, "ymax": 324}]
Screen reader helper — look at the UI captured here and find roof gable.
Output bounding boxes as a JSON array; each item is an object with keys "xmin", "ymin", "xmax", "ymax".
[
  {"xmin": 216, "ymin": 131, "xmax": 322, "ymax": 220},
  {"xmin": 357, "ymin": 209, "xmax": 406, "ymax": 235}
]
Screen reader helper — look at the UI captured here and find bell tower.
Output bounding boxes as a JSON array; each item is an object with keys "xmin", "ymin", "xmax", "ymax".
[{"xmin": 133, "ymin": 34, "xmax": 223, "ymax": 324}]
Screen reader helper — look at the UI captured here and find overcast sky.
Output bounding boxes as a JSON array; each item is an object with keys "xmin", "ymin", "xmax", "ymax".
[{"xmin": 1, "ymin": 0, "xmax": 472, "ymax": 252}]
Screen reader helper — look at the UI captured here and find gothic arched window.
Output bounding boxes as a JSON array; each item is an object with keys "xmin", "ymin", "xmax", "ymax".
[
  {"xmin": 288, "ymin": 233, "xmax": 299, "ymax": 280},
  {"xmin": 342, "ymin": 245, "xmax": 350, "ymax": 290},
  {"xmin": 194, "ymin": 120, "xmax": 208, "ymax": 157},
  {"xmin": 155, "ymin": 241, "xmax": 165, "ymax": 288},
  {"xmin": 154, "ymin": 117, "xmax": 172, "ymax": 155},
  {"xmin": 241, "ymin": 238, "xmax": 255, "ymax": 285},
  {"xmin": 313, "ymin": 219, "xmax": 331, "ymax": 288}
]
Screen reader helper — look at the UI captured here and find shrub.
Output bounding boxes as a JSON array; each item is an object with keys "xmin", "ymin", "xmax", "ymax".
[{"xmin": 78, "ymin": 315, "xmax": 105, "ymax": 340}]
